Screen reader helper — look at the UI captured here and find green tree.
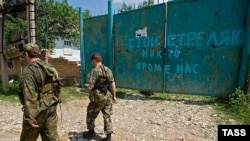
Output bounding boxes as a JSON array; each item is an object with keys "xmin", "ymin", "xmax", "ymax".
[
  {"xmin": 118, "ymin": 2, "xmax": 132, "ymax": 13},
  {"xmin": 138, "ymin": 0, "xmax": 154, "ymax": 8},
  {"xmin": 3, "ymin": 0, "xmax": 91, "ymax": 49},
  {"xmin": 36, "ymin": 0, "xmax": 79, "ymax": 49},
  {"xmin": 38, "ymin": 0, "xmax": 91, "ymax": 48},
  {"xmin": 83, "ymin": 9, "xmax": 91, "ymax": 18},
  {"xmin": 4, "ymin": 14, "xmax": 27, "ymax": 44},
  {"xmin": 118, "ymin": 0, "xmax": 155, "ymax": 13}
]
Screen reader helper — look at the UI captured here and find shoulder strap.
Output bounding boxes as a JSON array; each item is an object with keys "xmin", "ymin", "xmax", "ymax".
[{"xmin": 100, "ymin": 65, "xmax": 108, "ymax": 78}]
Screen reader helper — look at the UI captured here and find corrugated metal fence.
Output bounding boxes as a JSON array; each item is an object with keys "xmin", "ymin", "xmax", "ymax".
[{"xmin": 83, "ymin": 0, "xmax": 250, "ymax": 97}]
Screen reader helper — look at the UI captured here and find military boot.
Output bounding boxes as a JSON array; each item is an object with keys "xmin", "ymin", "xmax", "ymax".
[
  {"xmin": 82, "ymin": 129, "xmax": 96, "ymax": 138},
  {"xmin": 102, "ymin": 133, "xmax": 111, "ymax": 141}
]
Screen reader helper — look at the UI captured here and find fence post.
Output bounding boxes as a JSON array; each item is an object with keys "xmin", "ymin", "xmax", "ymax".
[
  {"xmin": 79, "ymin": 7, "xmax": 85, "ymax": 87},
  {"xmin": 238, "ymin": 1, "xmax": 250, "ymax": 90},
  {"xmin": 108, "ymin": 0, "xmax": 114, "ymax": 72},
  {"xmin": 0, "ymin": 0, "xmax": 9, "ymax": 92}
]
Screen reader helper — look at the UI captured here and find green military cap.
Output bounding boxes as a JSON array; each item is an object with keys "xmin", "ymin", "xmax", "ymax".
[{"xmin": 23, "ymin": 43, "xmax": 40, "ymax": 52}]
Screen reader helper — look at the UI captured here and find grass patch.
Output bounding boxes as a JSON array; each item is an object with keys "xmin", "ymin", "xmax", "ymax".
[
  {"xmin": 211, "ymin": 88, "xmax": 250, "ymax": 124},
  {"xmin": 116, "ymin": 88, "xmax": 139, "ymax": 99},
  {"xmin": 0, "ymin": 80, "xmax": 19, "ymax": 103},
  {"xmin": 59, "ymin": 86, "xmax": 87, "ymax": 102}
]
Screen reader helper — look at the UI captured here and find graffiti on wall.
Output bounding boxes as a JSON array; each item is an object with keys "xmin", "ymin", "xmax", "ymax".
[{"xmin": 128, "ymin": 28, "xmax": 244, "ymax": 75}]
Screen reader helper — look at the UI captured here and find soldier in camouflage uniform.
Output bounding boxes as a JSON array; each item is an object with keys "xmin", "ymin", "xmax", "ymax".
[
  {"xmin": 83, "ymin": 53, "xmax": 117, "ymax": 141},
  {"xmin": 18, "ymin": 43, "xmax": 61, "ymax": 141}
]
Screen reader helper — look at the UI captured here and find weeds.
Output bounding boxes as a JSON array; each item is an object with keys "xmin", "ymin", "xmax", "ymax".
[{"xmin": 228, "ymin": 87, "xmax": 249, "ymax": 109}]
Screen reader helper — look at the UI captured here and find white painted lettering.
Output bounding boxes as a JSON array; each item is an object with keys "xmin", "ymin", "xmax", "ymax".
[
  {"xmin": 168, "ymin": 49, "xmax": 173, "ymax": 58},
  {"xmin": 157, "ymin": 50, "xmax": 162, "ymax": 58},
  {"xmin": 128, "ymin": 36, "xmax": 159, "ymax": 49},
  {"xmin": 174, "ymin": 50, "xmax": 180, "ymax": 58},
  {"xmin": 176, "ymin": 33, "xmax": 186, "ymax": 46},
  {"xmin": 150, "ymin": 51, "xmax": 155, "ymax": 58},
  {"xmin": 151, "ymin": 36, "xmax": 159, "ymax": 47},
  {"xmin": 143, "ymin": 37, "xmax": 150, "ymax": 47},
  {"xmin": 231, "ymin": 30, "xmax": 244, "ymax": 45},
  {"xmin": 165, "ymin": 65, "xmax": 171, "ymax": 74},
  {"xmin": 148, "ymin": 63, "xmax": 153, "ymax": 72},
  {"xmin": 154, "ymin": 64, "xmax": 162, "ymax": 72},
  {"xmin": 196, "ymin": 32, "xmax": 205, "ymax": 46},
  {"xmin": 136, "ymin": 38, "xmax": 143, "ymax": 48},
  {"xmin": 142, "ymin": 50, "xmax": 148, "ymax": 58},
  {"xmin": 193, "ymin": 64, "xmax": 199, "ymax": 74},
  {"xmin": 220, "ymin": 31, "xmax": 230, "ymax": 46},
  {"xmin": 185, "ymin": 64, "xmax": 192, "ymax": 73},
  {"xmin": 187, "ymin": 32, "xmax": 196, "ymax": 46},
  {"xmin": 176, "ymin": 64, "xmax": 183, "ymax": 73},
  {"xmin": 207, "ymin": 32, "xmax": 219, "ymax": 46},
  {"xmin": 168, "ymin": 34, "xmax": 176, "ymax": 47}
]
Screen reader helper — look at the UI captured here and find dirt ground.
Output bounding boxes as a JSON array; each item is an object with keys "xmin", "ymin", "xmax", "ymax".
[{"xmin": 0, "ymin": 92, "xmax": 238, "ymax": 141}]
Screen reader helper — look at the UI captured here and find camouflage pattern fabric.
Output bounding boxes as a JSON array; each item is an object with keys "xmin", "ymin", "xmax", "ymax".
[
  {"xmin": 87, "ymin": 65, "xmax": 114, "ymax": 134},
  {"xmin": 87, "ymin": 65, "xmax": 114, "ymax": 85},
  {"xmin": 20, "ymin": 105, "xmax": 59, "ymax": 141},
  {"xmin": 19, "ymin": 59, "xmax": 59, "ymax": 141}
]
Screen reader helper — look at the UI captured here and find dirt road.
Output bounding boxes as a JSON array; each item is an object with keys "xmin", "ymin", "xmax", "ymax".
[{"xmin": 0, "ymin": 93, "xmax": 238, "ymax": 141}]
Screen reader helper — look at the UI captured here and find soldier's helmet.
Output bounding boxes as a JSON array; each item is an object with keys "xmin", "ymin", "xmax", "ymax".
[{"xmin": 23, "ymin": 43, "xmax": 40, "ymax": 56}]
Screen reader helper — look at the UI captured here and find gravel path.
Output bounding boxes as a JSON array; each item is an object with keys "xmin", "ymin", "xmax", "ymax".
[{"xmin": 0, "ymin": 93, "xmax": 238, "ymax": 141}]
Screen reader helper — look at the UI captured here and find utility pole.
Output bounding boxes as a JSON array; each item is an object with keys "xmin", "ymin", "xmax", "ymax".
[{"xmin": 0, "ymin": 0, "xmax": 9, "ymax": 92}]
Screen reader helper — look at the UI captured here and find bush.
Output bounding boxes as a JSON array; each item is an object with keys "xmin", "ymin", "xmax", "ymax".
[{"xmin": 228, "ymin": 87, "xmax": 248, "ymax": 108}]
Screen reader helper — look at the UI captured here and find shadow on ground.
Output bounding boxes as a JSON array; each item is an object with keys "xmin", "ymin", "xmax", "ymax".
[
  {"xmin": 116, "ymin": 90, "xmax": 217, "ymax": 106},
  {"xmin": 68, "ymin": 131, "xmax": 105, "ymax": 141}
]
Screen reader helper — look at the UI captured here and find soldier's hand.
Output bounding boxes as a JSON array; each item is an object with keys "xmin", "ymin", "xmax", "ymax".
[
  {"xmin": 85, "ymin": 83, "xmax": 93, "ymax": 90},
  {"xmin": 29, "ymin": 119, "xmax": 39, "ymax": 128},
  {"xmin": 112, "ymin": 96, "xmax": 117, "ymax": 104}
]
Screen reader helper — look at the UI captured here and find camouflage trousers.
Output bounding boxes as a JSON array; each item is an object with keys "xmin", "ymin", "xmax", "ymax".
[
  {"xmin": 87, "ymin": 91, "xmax": 113, "ymax": 134},
  {"xmin": 20, "ymin": 105, "xmax": 59, "ymax": 141}
]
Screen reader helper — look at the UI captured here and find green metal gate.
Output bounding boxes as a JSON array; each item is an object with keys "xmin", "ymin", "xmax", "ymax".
[{"xmin": 83, "ymin": 0, "xmax": 249, "ymax": 96}]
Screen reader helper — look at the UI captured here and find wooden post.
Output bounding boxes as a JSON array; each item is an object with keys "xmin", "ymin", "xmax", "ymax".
[{"xmin": 0, "ymin": 0, "xmax": 9, "ymax": 92}]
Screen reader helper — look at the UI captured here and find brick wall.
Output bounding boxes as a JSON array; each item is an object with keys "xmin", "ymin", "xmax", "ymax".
[
  {"xmin": 0, "ymin": 57, "xmax": 81, "ymax": 79},
  {"xmin": 48, "ymin": 57, "xmax": 81, "ymax": 78}
]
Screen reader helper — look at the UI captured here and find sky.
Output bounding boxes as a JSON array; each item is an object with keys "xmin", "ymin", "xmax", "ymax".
[{"xmin": 67, "ymin": 0, "xmax": 167, "ymax": 15}]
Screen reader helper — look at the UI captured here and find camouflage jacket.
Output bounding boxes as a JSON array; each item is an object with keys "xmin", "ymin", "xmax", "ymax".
[
  {"xmin": 88, "ymin": 65, "xmax": 114, "ymax": 89},
  {"xmin": 19, "ymin": 59, "xmax": 59, "ymax": 119}
]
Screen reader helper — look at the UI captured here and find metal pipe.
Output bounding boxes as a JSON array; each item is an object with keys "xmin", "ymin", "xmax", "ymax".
[
  {"xmin": 238, "ymin": 1, "xmax": 250, "ymax": 89},
  {"xmin": 79, "ymin": 7, "xmax": 85, "ymax": 88},
  {"xmin": 108, "ymin": 0, "xmax": 114, "ymax": 71}
]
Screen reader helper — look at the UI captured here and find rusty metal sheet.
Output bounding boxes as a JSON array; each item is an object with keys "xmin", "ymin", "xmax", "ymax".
[
  {"xmin": 114, "ymin": 4, "xmax": 166, "ymax": 91},
  {"xmin": 83, "ymin": 15, "xmax": 108, "ymax": 76}
]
